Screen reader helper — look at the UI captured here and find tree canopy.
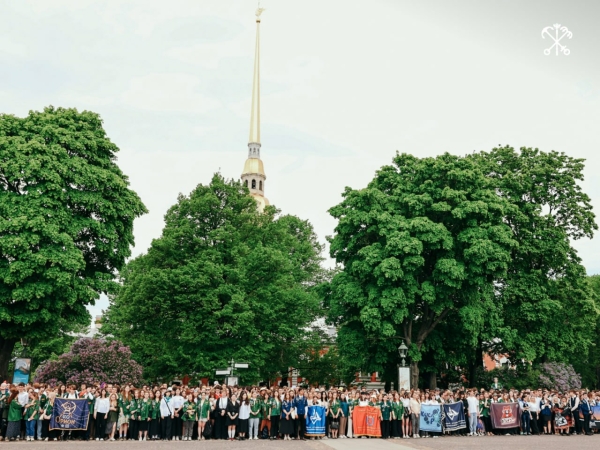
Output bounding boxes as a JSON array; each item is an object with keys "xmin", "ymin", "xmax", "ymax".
[
  {"xmin": 325, "ymin": 147, "xmax": 598, "ymax": 388},
  {"xmin": 102, "ymin": 174, "xmax": 325, "ymax": 383},
  {"xmin": 0, "ymin": 106, "xmax": 147, "ymax": 381},
  {"xmin": 326, "ymin": 152, "xmax": 517, "ymax": 385}
]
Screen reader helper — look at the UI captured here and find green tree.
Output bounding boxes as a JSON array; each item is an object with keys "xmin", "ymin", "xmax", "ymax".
[
  {"xmin": 0, "ymin": 106, "xmax": 147, "ymax": 381},
  {"xmin": 572, "ymin": 275, "xmax": 600, "ymax": 388},
  {"xmin": 470, "ymin": 147, "xmax": 598, "ymax": 363},
  {"xmin": 102, "ymin": 174, "xmax": 324, "ymax": 383},
  {"xmin": 326, "ymin": 153, "xmax": 516, "ymax": 386}
]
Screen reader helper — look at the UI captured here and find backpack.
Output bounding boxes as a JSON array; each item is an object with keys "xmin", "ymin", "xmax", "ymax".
[
  {"xmin": 261, "ymin": 425, "xmax": 270, "ymax": 439},
  {"xmin": 202, "ymin": 421, "xmax": 213, "ymax": 439}
]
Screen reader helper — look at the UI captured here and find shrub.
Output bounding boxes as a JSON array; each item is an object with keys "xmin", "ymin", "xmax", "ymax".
[
  {"xmin": 538, "ymin": 362, "xmax": 581, "ymax": 392},
  {"xmin": 35, "ymin": 338, "xmax": 143, "ymax": 386}
]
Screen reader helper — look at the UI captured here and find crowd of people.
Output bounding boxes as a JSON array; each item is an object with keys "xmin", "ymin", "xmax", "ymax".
[{"xmin": 0, "ymin": 378, "xmax": 598, "ymax": 442}]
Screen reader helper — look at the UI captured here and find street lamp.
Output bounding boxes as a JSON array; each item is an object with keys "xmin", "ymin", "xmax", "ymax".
[
  {"xmin": 398, "ymin": 341, "xmax": 408, "ymax": 367},
  {"xmin": 397, "ymin": 340, "xmax": 410, "ymax": 391}
]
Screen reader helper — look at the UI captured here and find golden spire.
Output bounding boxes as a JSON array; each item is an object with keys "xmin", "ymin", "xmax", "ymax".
[
  {"xmin": 241, "ymin": 5, "xmax": 269, "ymax": 212},
  {"xmin": 248, "ymin": 5, "xmax": 264, "ymax": 144}
]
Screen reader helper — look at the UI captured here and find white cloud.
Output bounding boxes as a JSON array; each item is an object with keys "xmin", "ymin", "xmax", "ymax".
[{"xmin": 120, "ymin": 73, "xmax": 221, "ymax": 113}]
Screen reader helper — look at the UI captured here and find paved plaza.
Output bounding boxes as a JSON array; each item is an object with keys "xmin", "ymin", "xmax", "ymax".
[{"xmin": 1, "ymin": 435, "xmax": 600, "ymax": 450}]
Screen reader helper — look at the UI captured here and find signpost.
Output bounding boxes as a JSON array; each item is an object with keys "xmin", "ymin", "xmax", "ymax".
[{"xmin": 215, "ymin": 359, "xmax": 249, "ymax": 385}]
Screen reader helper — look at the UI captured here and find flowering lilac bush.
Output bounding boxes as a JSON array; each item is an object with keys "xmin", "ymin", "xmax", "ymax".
[
  {"xmin": 35, "ymin": 338, "xmax": 144, "ymax": 386},
  {"xmin": 538, "ymin": 362, "xmax": 581, "ymax": 392}
]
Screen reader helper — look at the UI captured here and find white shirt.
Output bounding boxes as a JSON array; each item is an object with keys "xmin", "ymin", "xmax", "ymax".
[
  {"xmin": 95, "ymin": 397, "xmax": 110, "ymax": 414},
  {"xmin": 529, "ymin": 397, "xmax": 541, "ymax": 412},
  {"xmin": 160, "ymin": 398, "xmax": 172, "ymax": 418},
  {"xmin": 219, "ymin": 397, "xmax": 228, "ymax": 409},
  {"xmin": 171, "ymin": 395, "xmax": 184, "ymax": 409},
  {"xmin": 467, "ymin": 396, "xmax": 479, "ymax": 414},
  {"xmin": 17, "ymin": 391, "xmax": 29, "ymax": 406},
  {"xmin": 239, "ymin": 402, "xmax": 251, "ymax": 420}
]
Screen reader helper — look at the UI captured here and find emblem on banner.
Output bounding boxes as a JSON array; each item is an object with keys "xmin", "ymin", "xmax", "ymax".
[
  {"xmin": 366, "ymin": 415, "xmax": 375, "ymax": 427},
  {"xmin": 310, "ymin": 408, "xmax": 321, "ymax": 424},
  {"xmin": 446, "ymin": 407, "xmax": 458, "ymax": 421}
]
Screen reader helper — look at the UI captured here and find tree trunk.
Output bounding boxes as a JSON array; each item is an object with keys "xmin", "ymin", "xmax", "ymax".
[
  {"xmin": 410, "ymin": 361, "xmax": 419, "ymax": 389},
  {"xmin": 428, "ymin": 371, "xmax": 437, "ymax": 390},
  {"xmin": 0, "ymin": 337, "xmax": 17, "ymax": 382},
  {"xmin": 468, "ymin": 340, "xmax": 484, "ymax": 387}
]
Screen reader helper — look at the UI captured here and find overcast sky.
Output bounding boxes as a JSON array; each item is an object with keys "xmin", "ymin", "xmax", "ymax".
[{"xmin": 2, "ymin": 0, "xmax": 599, "ymax": 321}]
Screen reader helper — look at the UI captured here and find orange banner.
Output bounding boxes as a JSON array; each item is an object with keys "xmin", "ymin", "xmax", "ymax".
[{"xmin": 353, "ymin": 406, "xmax": 381, "ymax": 437}]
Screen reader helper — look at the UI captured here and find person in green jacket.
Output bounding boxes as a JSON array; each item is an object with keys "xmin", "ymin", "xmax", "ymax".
[
  {"xmin": 269, "ymin": 393, "xmax": 281, "ymax": 440},
  {"xmin": 380, "ymin": 394, "xmax": 392, "ymax": 439},
  {"xmin": 181, "ymin": 393, "xmax": 197, "ymax": 441},
  {"xmin": 41, "ymin": 393, "xmax": 55, "ymax": 441},
  {"xmin": 329, "ymin": 391, "xmax": 342, "ymax": 439},
  {"xmin": 24, "ymin": 392, "xmax": 39, "ymax": 441},
  {"xmin": 5, "ymin": 389, "xmax": 23, "ymax": 441},
  {"xmin": 391, "ymin": 392, "xmax": 404, "ymax": 439},
  {"xmin": 138, "ymin": 391, "xmax": 152, "ymax": 441},
  {"xmin": 196, "ymin": 392, "xmax": 211, "ymax": 440}
]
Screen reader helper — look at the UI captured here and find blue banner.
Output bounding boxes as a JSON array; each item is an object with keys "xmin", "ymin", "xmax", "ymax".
[
  {"xmin": 420, "ymin": 404, "xmax": 442, "ymax": 432},
  {"xmin": 443, "ymin": 402, "xmax": 466, "ymax": 431},
  {"xmin": 50, "ymin": 398, "xmax": 90, "ymax": 431},
  {"xmin": 305, "ymin": 405, "xmax": 326, "ymax": 436}
]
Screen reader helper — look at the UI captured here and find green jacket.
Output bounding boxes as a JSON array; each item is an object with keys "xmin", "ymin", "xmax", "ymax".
[
  {"xmin": 197, "ymin": 399, "xmax": 211, "ymax": 419},
  {"xmin": 181, "ymin": 401, "xmax": 197, "ymax": 422},
  {"xmin": 139, "ymin": 400, "xmax": 151, "ymax": 421},
  {"xmin": 8, "ymin": 401, "xmax": 23, "ymax": 422},
  {"xmin": 25, "ymin": 400, "xmax": 39, "ymax": 420},
  {"xmin": 391, "ymin": 401, "xmax": 404, "ymax": 419},
  {"xmin": 119, "ymin": 398, "xmax": 130, "ymax": 416},
  {"xmin": 269, "ymin": 398, "xmax": 281, "ymax": 416},
  {"xmin": 250, "ymin": 398, "xmax": 262, "ymax": 420},
  {"xmin": 150, "ymin": 400, "xmax": 160, "ymax": 420},
  {"xmin": 129, "ymin": 399, "xmax": 140, "ymax": 419},
  {"xmin": 330, "ymin": 400, "xmax": 341, "ymax": 417},
  {"xmin": 380, "ymin": 401, "xmax": 392, "ymax": 420}
]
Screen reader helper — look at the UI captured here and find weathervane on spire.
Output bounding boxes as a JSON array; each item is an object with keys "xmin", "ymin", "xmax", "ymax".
[{"xmin": 256, "ymin": 1, "xmax": 265, "ymax": 20}]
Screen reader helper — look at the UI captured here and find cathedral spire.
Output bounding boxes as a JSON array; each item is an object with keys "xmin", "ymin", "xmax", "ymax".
[
  {"xmin": 248, "ymin": 5, "xmax": 264, "ymax": 146},
  {"xmin": 241, "ymin": 5, "xmax": 269, "ymax": 212}
]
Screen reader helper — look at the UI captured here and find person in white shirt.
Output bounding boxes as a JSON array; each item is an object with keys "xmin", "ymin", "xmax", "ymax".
[
  {"xmin": 160, "ymin": 390, "xmax": 174, "ymax": 440},
  {"xmin": 529, "ymin": 390, "xmax": 541, "ymax": 435},
  {"xmin": 466, "ymin": 390, "xmax": 479, "ymax": 436},
  {"xmin": 170, "ymin": 388, "xmax": 185, "ymax": 441},
  {"xmin": 94, "ymin": 389, "xmax": 110, "ymax": 441},
  {"xmin": 237, "ymin": 392, "xmax": 251, "ymax": 440}
]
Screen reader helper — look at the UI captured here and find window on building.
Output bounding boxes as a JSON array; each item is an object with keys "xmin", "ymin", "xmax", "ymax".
[
  {"xmin": 252, "ymin": 179, "xmax": 256, "ymax": 189},
  {"xmin": 259, "ymin": 180, "xmax": 263, "ymax": 190}
]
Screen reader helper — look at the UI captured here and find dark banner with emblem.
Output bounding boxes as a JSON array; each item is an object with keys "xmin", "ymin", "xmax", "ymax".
[
  {"xmin": 443, "ymin": 402, "xmax": 466, "ymax": 431},
  {"xmin": 50, "ymin": 398, "xmax": 90, "ymax": 431},
  {"xmin": 490, "ymin": 402, "xmax": 521, "ymax": 429},
  {"xmin": 305, "ymin": 405, "xmax": 326, "ymax": 436}
]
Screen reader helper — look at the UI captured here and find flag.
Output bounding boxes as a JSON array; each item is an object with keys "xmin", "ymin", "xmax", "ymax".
[
  {"xmin": 490, "ymin": 402, "xmax": 521, "ymax": 429},
  {"xmin": 420, "ymin": 404, "xmax": 442, "ymax": 432},
  {"xmin": 443, "ymin": 402, "xmax": 466, "ymax": 431},
  {"xmin": 352, "ymin": 405, "xmax": 382, "ymax": 437},
  {"xmin": 50, "ymin": 398, "xmax": 90, "ymax": 431},
  {"xmin": 591, "ymin": 406, "xmax": 600, "ymax": 429},
  {"xmin": 305, "ymin": 405, "xmax": 326, "ymax": 436}
]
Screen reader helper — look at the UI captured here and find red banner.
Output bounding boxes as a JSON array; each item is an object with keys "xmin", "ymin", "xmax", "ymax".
[
  {"xmin": 352, "ymin": 406, "xmax": 381, "ymax": 437},
  {"xmin": 490, "ymin": 402, "xmax": 521, "ymax": 429}
]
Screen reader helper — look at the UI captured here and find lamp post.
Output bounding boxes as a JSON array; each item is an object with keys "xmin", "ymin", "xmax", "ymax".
[
  {"xmin": 397, "ymin": 340, "xmax": 410, "ymax": 390},
  {"xmin": 398, "ymin": 341, "xmax": 408, "ymax": 367}
]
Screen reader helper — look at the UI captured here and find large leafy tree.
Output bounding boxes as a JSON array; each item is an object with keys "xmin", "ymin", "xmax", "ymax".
[
  {"xmin": 326, "ymin": 153, "xmax": 516, "ymax": 386},
  {"xmin": 102, "ymin": 174, "xmax": 324, "ymax": 383},
  {"xmin": 0, "ymin": 106, "xmax": 147, "ymax": 381},
  {"xmin": 470, "ymin": 147, "xmax": 598, "ymax": 363}
]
